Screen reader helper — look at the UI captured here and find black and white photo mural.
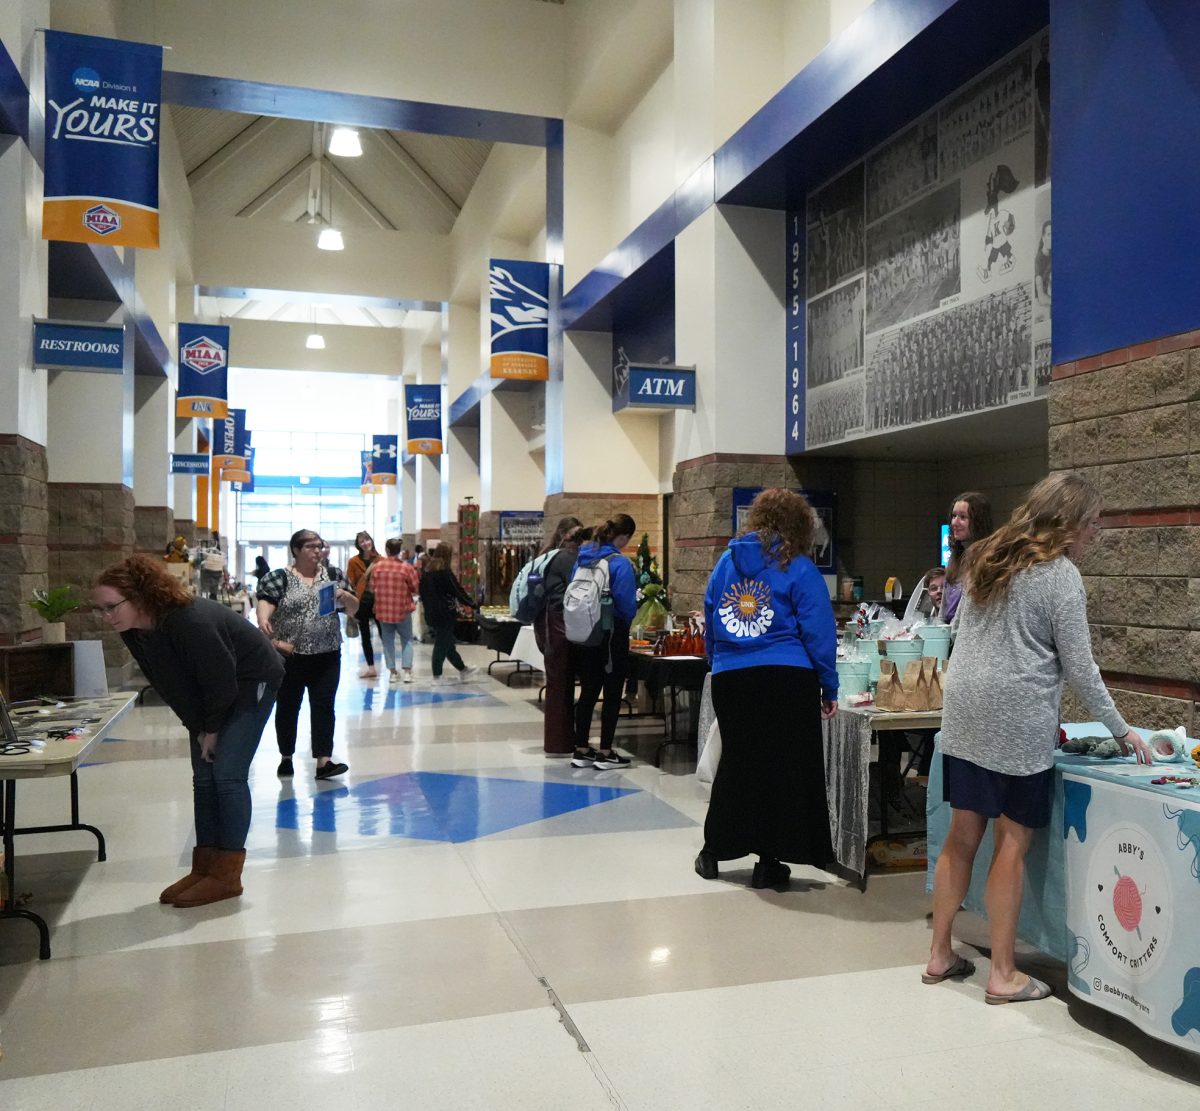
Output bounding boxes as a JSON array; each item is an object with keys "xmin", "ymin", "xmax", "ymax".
[{"xmin": 797, "ymin": 33, "xmax": 1051, "ymax": 450}]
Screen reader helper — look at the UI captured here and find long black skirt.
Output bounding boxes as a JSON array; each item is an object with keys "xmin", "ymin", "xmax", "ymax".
[{"xmin": 704, "ymin": 665, "xmax": 833, "ymax": 866}]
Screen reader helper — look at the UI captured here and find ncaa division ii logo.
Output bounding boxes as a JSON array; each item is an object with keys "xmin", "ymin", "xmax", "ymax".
[{"xmin": 718, "ymin": 579, "xmax": 774, "ymax": 638}]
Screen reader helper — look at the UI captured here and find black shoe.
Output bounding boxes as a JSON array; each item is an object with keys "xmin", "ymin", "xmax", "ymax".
[
  {"xmin": 593, "ymin": 750, "xmax": 631, "ymax": 770},
  {"xmin": 316, "ymin": 761, "xmax": 349, "ymax": 780},
  {"xmin": 571, "ymin": 748, "xmax": 598, "ymax": 768},
  {"xmin": 751, "ymin": 858, "xmax": 791, "ymax": 889},
  {"xmin": 277, "ymin": 757, "xmax": 294, "ymax": 777},
  {"xmin": 694, "ymin": 850, "xmax": 719, "ymax": 880}
]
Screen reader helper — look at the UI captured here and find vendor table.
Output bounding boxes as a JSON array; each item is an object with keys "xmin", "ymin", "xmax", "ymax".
[
  {"xmin": 511, "ymin": 624, "xmax": 545, "ymax": 673},
  {"xmin": 627, "ymin": 652, "xmax": 709, "ymax": 766},
  {"xmin": 1, "ymin": 692, "xmax": 136, "ymax": 959},
  {"xmin": 476, "ymin": 615, "xmax": 531, "ymax": 683},
  {"xmin": 824, "ymin": 705, "xmax": 941, "ymax": 887},
  {"xmin": 927, "ymin": 723, "xmax": 1200, "ymax": 1057}
]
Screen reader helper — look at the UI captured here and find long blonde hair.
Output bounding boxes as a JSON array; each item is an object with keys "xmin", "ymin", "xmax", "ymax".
[{"xmin": 967, "ymin": 473, "xmax": 1102, "ymax": 606}]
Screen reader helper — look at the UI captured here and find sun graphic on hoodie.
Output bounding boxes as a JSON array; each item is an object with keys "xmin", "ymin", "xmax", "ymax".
[{"xmin": 718, "ymin": 579, "xmax": 774, "ymax": 638}]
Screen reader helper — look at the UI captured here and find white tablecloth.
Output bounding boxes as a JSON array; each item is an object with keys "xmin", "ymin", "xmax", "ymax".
[{"xmin": 511, "ymin": 624, "xmax": 545, "ymax": 671}]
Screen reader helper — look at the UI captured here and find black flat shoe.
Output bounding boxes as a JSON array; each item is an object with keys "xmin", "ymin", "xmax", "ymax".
[
  {"xmin": 694, "ymin": 850, "xmax": 718, "ymax": 880},
  {"xmin": 750, "ymin": 858, "xmax": 791, "ymax": 889},
  {"xmin": 315, "ymin": 761, "xmax": 348, "ymax": 780},
  {"xmin": 277, "ymin": 758, "xmax": 294, "ymax": 777}
]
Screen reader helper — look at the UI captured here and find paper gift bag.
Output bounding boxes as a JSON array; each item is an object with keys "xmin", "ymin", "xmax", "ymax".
[
  {"xmin": 876, "ymin": 658, "xmax": 905, "ymax": 710},
  {"xmin": 902, "ymin": 659, "xmax": 929, "ymax": 711},
  {"xmin": 921, "ymin": 656, "xmax": 944, "ymax": 711}
]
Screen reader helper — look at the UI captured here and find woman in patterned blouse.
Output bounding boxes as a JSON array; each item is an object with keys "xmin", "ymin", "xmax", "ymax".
[{"xmin": 256, "ymin": 529, "xmax": 359, "ymax": 780}]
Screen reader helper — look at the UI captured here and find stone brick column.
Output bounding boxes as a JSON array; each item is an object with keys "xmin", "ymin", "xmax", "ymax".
[
  {"xmin": 134, "ymin": 505, "xmax": 176, "ymax": 559},
  {"xmin": 543, "ymin": 492, "xmax": 662, "ymax": 561},
  {"xmin": 0, "ymin": 436, "xmax": 49, "ymax": 646},
  {"xmin": 48, "ymin": 482, "xmax": 136, "ymax": 678},
  {"xmin": 1051, "ymin": 328, "xmax": 1200, "ymax": 733}
]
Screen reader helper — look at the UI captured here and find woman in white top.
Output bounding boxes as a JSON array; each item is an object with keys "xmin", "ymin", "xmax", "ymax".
[{"xmin": 925, "ymin": 473, "xmax": 1153, "ymax": 1004}]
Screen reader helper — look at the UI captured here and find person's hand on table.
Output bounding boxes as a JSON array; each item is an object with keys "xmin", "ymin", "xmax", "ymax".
[
  {"xmin": 199, "ymin": 731, "xmax": 219, "ymax": 763},
  {"xmin": 1116, "ymin": 730, "xmax": 1154, "ymax": 764},
  {"xmin": 821, "ymin": 699, "xmax": 838, "ymax": 720}
]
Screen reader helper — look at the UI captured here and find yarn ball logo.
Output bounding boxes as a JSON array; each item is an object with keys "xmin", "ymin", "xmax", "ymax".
[
  {"xmin": 1085, "ymin": 822, "xmax": 1171, "ymax": 983},
  {"xmin": 718, "ymin": 578, "xmax": 774, "ymax": 639},
  {"xmin": 72, "ymin": 67, "xmax": 102, "ymax": 92},
  {"xmin": 83, "ymin": 204, "xmax": 121, "ymax": 237},
  {"xmin": 181, "ymin": 336, "xmax": 226, "ymax": 375}
]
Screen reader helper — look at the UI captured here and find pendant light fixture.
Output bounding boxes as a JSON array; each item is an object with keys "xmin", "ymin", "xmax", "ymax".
[
  {"xmin": 328, "ymin": 126, "xmax": 362, "ymax": 157},
  {"xmin": 306, "ymin": 303, "xmax": 325, "ymax": 350},
  {"xmin": 316, "ymin": 159, "xmax": 344, "ymax": 251}
]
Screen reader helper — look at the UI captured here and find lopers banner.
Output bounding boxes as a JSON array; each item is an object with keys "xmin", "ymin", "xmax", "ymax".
[
  {"xmin": 43, "ymin": 31, "xmax": 162, "ymax": 249},
  {"xmin": 214, "ymin": 408, "xmax": 250, "ymax": 483},
  {"xmin": 489, "ymin": 259, "xmax": 549, "ymax": 380},
  {"xmin": 371, "ymin": 434, "xmax": 398, "ymax": 485},
  {"xmin": 404, "ymin": 384, "xmax": 443, "ymax": 455},
  {"xmin": 176, "ymin": 323, "xmax": 230, "ymax": 419}
]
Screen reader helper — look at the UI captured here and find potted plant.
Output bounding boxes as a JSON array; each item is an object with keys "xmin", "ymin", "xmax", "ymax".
[{"xmin": 28, "ymin": 586, "xmax": 84, "ymax": 643}]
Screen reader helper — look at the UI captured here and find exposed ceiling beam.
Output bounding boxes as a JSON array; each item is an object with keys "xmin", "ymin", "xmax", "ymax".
[
  {"xmin": 188, "ymin": 116, "xmax": 282, "ymax": 187},
  {"xmin": 370, "ymin": 129, "xmax": 460, "ymax": 222},
  {"xmin": 306, "ymin": 122, "xmax": 325, "ymax": 222},
  {"xmin": 324, "ymin": 160, "xmax": 397, "ymax": 231},
  {"xmin": 237, "ymin": 154, "xmax": 317, "ymax": 218}
]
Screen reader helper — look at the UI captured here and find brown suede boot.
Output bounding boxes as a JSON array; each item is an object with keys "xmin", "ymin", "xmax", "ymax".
[
  {"xmin": 159, "ymin": 846, "xmax": 219, "ymax": 904},
  {"xmin": 171, "ymin": 849, "xmax": 246, "ymax": 908}
]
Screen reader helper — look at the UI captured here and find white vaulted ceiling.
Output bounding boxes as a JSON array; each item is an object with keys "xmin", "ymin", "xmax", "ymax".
[{"xmin": 170, "ymin": 106, "xmax": 492, "ymax": 237}]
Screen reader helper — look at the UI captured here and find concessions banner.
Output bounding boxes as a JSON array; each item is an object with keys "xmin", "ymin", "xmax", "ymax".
[
  {"xmin": 371, "ymin": 435, "xmax": 398, "ymax": 485},
  {"xmin": 43, "ymin": 31, "xmax": 162, "ymax": 249},
  {"xmin": 176, "ymin": 323, "xmax": 229, "ymax": 419},
  {"xmin": 405, "ymin": 384, "xmax": 443, "ymax": 455},
  {"xmin": 489, "ymin": 259, "xmax": 549, "ymax": 380},
  {"xmin": 360, "ymin": 450, "xmax": 380, "ymax": 494},
  {"xmin": 170, "ymin": 453, "xmax": 209, "ymax": 475},
  {"xmin": 214, "ymin": 408, "xmax": 250, "ymax": 483}
]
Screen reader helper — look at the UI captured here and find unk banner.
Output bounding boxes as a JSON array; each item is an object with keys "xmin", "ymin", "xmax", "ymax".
[
  {"xmin": 489, "ymin": 259, "xmax": 549, "ymax": 380},
  {"xmin": 233, "ymin": 446, "xmax": 255, "ymax": 493},
  {"xmin": 177, "ymin": 323, "xmax": 230, "ymax": 419},
  {"xmin": 371, "ymin": 435, "xmax": 398, "ymax": 485},
  {"xmin": 215, "ymin": 408, "xmax": 250, "ymax": 483},
  {"xmin": 405, "ymin": 384, "xmax": 443, "ymax": 455},
  {"xmin": 43, "ymin": 31, "xmax": 162, "ymax": 249},
  {"xmin": 360, "ymin": 451, "xmax": 380, "ymax": 494}
]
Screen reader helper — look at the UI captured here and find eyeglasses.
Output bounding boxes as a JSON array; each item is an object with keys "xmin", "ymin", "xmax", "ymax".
[
  {"xmin": 91, "ymin": 598, "xmax": 129, "ymax": 616},
  {"xmin": 301, "ymin": 540, "xmax": 325, "ymax": 550}
]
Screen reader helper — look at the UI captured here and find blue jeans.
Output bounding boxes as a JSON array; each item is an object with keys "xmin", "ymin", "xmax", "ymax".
[
  {"xmin": 190, "ymin": 684, "xmax": 278, "ymax": 851},
  {"xmin": 379, "ymin": 616, "xmax": 415, "ymax": 671}
]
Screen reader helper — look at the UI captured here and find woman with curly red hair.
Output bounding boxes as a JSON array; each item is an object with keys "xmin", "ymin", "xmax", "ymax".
[{"xmin": 92, "ymin": 555, "xmax": 284, "ymax": 908}]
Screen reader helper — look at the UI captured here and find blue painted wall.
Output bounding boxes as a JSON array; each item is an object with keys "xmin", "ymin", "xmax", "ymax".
[{"xmin": 1052, "ymin": 0, "xmax": 1200, "ymax": 361}]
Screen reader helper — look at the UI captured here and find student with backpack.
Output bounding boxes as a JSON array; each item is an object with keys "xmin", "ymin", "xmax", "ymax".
[
  {"xmin": 531, "ymin": 517, "xmax": 586, "ymax": 756},
  {"xmin": 565, "ymin": 513, "xmax": 637, "ymax": 769}
]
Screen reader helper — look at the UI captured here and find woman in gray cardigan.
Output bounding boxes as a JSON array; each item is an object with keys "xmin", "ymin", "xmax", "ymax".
[{"xmin": 925, "ymin": 473, "xmax": 1153, "ymax": 1004}]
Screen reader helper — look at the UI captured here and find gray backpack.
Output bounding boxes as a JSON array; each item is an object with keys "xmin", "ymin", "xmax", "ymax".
[{"xmin": 562, "ymin": 555, "xmax": 615, "ymax": 646}]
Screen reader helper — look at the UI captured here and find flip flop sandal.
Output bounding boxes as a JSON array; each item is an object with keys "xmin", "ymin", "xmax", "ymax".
[
  {"xmin": 985, "ymin": 976, "xmax": 1053, "ymax": 1005},
  {"xmin": 921, "ymin": 955, "xmax": 976, "ymax": 984}
]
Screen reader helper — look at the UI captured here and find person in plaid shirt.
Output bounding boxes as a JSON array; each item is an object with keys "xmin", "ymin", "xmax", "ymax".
[{"xmin": 369, "ymin": 537, "xmax": 422, "ymax": 683}]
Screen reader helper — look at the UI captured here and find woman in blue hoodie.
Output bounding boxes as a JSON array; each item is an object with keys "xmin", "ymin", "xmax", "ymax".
[
  {"xmin": 570, "ymin": 513, "xmax": 638, "ymax": 770},
  {"xmin": 695, "ymin": 489, "xmax": 839, "ymax": 889}
]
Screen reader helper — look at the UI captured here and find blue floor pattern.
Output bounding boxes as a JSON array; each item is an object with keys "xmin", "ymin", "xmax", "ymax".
[{"xmin": 272, "ymin": 771, "xmax": 641, "ymax": 843}]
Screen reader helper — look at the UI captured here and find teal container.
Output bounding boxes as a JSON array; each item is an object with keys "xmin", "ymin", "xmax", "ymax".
[
  {"xmin": 836, "ymin": 659, "xmax": 872, "ymax": 695},
  {"xmin": 880, "ymin": 637, "xmax": 924, "ymax": 672},
  {"xmin": 918, "ymin": 625, "xmax": 952, "ymax": 662},
  {"xmin": 859, "ymin": 638, "xmax": 882, "ymax": 682}
]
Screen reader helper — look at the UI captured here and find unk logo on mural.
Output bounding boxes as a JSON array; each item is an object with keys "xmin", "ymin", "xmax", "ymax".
[{"xmin": 718, "ymin": 579, "xmax": 774, "ymax": 638}]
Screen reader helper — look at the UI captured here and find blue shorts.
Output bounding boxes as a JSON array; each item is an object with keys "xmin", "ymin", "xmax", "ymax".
[{"xmin": 942, "ymin": 754, "xmax": 1054, "ymax": 829}]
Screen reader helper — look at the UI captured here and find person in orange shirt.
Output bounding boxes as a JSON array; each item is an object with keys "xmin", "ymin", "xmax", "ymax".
[{"xmin": 369, "ymin": 537, "xmax": 422, "ymax": 683}]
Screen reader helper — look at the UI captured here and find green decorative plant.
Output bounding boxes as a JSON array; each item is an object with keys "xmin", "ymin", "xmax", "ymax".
[{"xmin": 28, "ymin": 586, "xmax": 84, "ymax": 623}]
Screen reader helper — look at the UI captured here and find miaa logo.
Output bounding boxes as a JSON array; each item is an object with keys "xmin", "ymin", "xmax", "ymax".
[
  {"xmin": 181, "ymin": 337, "xmax": 226, "ymax": 375},
  {"xmin": 83, "ymin": 204, "xmax": 121, "ymax": 237}
]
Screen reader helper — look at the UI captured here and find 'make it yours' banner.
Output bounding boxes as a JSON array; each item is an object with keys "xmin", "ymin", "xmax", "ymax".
[
  {"xmin": 405, "ymin": 384, "xmax": 443, "ymax": 455},
  {"xmin": 176, "ymin": 323, "xmax": 230, "ymax": 419},
  {"xmin": 489, "ymin": 259, "xmax": 549, "ymax": 380},
  {"xmin": 43, "ymin": 31, "xmax": 163, "ymax": 249}
]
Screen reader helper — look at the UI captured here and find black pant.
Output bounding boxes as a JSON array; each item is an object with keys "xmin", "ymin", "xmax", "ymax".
[
  {"xmin": 275, "ymin": 651, "xmax": 341, "ymax": 759},
  {"xmin": 572, "ymin": 623, "xmax": 629, "ymax": 750},
  {"xmin": 431, "ymin": 622, "xmax": 465, "ymax": 677},
  {"xmin": 358, "ymin": 605, "xmax": 382, "ymax": 667}
]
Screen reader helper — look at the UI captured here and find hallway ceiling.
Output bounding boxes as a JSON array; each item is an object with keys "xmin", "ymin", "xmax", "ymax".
[{"xmin": 170, "ymin": 106, "xmax": 493, "ymax": 238}]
